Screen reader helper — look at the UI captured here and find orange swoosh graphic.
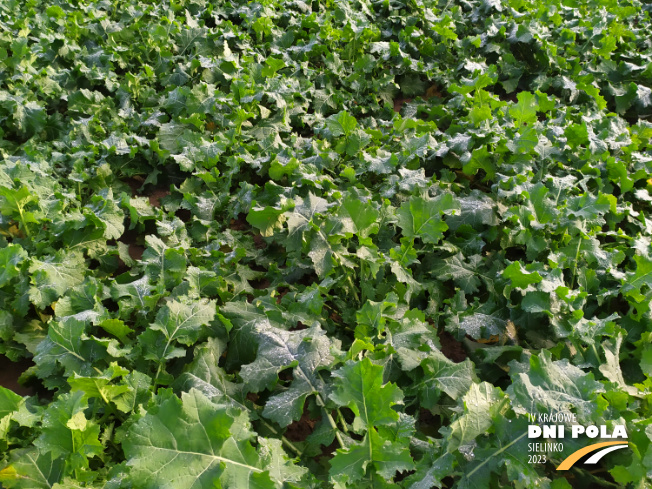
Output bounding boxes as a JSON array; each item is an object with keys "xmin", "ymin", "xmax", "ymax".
[{"xmin": 557, "ymin": 441, "xmax": 629, "ymax": 470}]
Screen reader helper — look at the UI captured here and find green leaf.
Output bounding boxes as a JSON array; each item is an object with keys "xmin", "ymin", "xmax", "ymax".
[
  {"xmin": 29, "ymin": 252, "xmax": 85, "ymax": 309},
  {"xmin": 99, "ymin": 319, "xmax": 133, "ymax": 344},
  {"xmin": 508, "ymin": 350, "xmax": 604, "ymax": 423},
  {"xmin": 261, "ymin": 57, "xmax": 285, "ymax": 78},
  {"xmin": 405, "ymin": 453, "xmax": 455, "ymax": 489},
  {"xmin": 463, "ymin": 146, "xmax": 496, "ymax": 181},
  {"xmin": 0, "ymin": 244, "xmax": 28, "ymax": 287},
  {"xmin": 268, "ymin": 157, "xmax": 299, "ymax": 180},
  {"xmin": 324, "ymin": 111, "xmax": 357, "ymax": 138},
  {"xmin": 355, "ymin": 294, "xmax": 397, "ymax": 339},
  {"xmin": 329, "ymin": 428, "xmax": 414, "ymax": 485},
  {"xmin": 0, "ymin": 449, "xmax": 64, "ymax": 489},
  {"xmin": 340, "ymin": 190, "xmax": 379, "ymax": 238},
  {"xmin": 397, "ymin": 194, "xmax": 459, "ymax": 244},
  {"xmin": 68, "ymin": 363, "xmax": 132, "ymax": 411},
  {"xmin": 447, "ymin": 382, "xmax": 506, "ymax": 452},
  {"xmin": 247, "ymin": 205, "xmax": 285, "ymax": 237},
  {"xmin": 502, "ymin": 261, "xmax": 542, "ymax": 289},
  {"xmin": 124, "ymin": 389, "xmax": 305, "ymax": 489},
  {"xmin": 416, "ymin": 350, "xmax": 476, "ymax": 409},
  {"xmin": 0, "ymin": 386, "xmax": 23, "ymax": 418},
  {"xmin": 508, "ymin": 91, "xmax": 538, "ymax": 126},
  {"xmin": 331, "ymin": 357, "xmax": 402, "ymax": 431},
  {"xmin": 34, "ymin": 391, "xmax": 103, "ymax": 468},
  {"xmin": 140, "ymin": 298, "xmax": 216, "ymax": 363}
]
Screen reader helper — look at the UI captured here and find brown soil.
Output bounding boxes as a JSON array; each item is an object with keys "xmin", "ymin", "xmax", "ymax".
[
  {"xmin": 252, "ymin": 234, "xmax": 267, "ymax": 249},
  {"xmin": 318, "ymin": 438, "xmax": 339, "ymax": 461},
  {"xmin": 123, "ymin": 177, "xmax": 170, "ymax": 208},
  {"xmin": 393, "ymin": 84, "xmax": 442, "ymax": 113},
  {"xmin": 289, "ymin": 322, "xmax": 307, "ymax": 331},
  {"xmin": 250, "ymin": 278, "xmax": 271, "ymax": 290},
  {"xmin": 393, "ymin": 97, "xmax": 413, "ymax": 113},
  {"xmin": 148, "ymin": 188, "xmax": 170, "ymax": 207},
  {"xmin": 417, "ymin": 408, "xmax": 441, "ymax": 438},
  {"xmin": 438, "ymin": 330, "xmax": 467, "ymax": 363},
  {"xmin": 278, "ymin": 369, "xmax": 294, "ymax": 382},
  {"xmin": 124, "ymin": 176, "xmax": 143, "ymax": 196},
  {"xmin": 276, "ymin": 287, "xmax": 289, "ymax": 304},
  {"xmin": 128, "ymin": 244, "xmax": 145, "ymax": 261},
  {"xmin": 329, "ymin": 310, "xmax": 342, "ymax": 324},
  {"xmin": 229, "ymin": 214, "xmax": 249, "ymax": 231},
  {"xmin": 0, "ymin": 355, "xmax": 34, "ymax": 396},
  {"xmin": 285, "ymin": 409, "xmax": 319, "ymax": 442}
]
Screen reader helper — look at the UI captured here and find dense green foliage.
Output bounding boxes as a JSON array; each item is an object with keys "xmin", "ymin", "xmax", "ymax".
[{"xmin": 1, "ymin": 0, "xmax": 652, "ymax": 487}]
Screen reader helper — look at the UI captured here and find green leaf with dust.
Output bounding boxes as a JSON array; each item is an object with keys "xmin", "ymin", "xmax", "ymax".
[
  {"xmin": 34, "ymin": 317, "xmax": 93, "ymax": 377},
  {"xmin": 141, "ymin": 235, "xmax": 187, "ymax": 289},
  {"xmin": 240, "ymin": 323, "xmax": 336, "ymax": 427},
  {"xmin": 174, "ymin": 338, "xmax": 246, "ymax": 408},
  {"xmin": 416, "ymin": 350, "xmax": 476, "ymax": 409},
  {"xmin": 622, "ymin": 254, "xmax": 652, "ymax": 301},
  {"xmin": 220, "ymin": 301, "xmax": 271, "ymax": 371},
  {"xmin": 507, "ymin": 350, "xmax": 604, "ymax": 424},
  {"xmin": 285, "ymin": 193, "xmax": 330, "ymax": 247},
  {"xmin": 447, "ymin": 382, "xmax": 506, "ymax": 452},
  {"xmin": 84, "ymin": 190, "xmax": 125, "ymax": 240},
  {"xmin": 599, "ymin": 333, "xmax": 639, "ymax": 396},
  {"xmin": 432, "ymin": 254, "xmax": 484, "ymax": 294}
]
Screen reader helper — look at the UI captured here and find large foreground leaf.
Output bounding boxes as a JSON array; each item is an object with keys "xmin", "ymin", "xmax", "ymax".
[{"xmin": 124, "ymin": 389, "xmax": 306, "ymax": 489}]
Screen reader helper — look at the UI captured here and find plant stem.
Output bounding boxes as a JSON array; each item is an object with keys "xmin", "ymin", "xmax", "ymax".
[
  {"xmin": 336, "ymin": 409, "xmax": 350, "ymax": 434},
  {"xmin": 315, "ymin": 394, "xmax": 345, "ymax": 448},
  {"xmin": 17, "ymin": 206, "xmax": 31, "ymax": 238},
  {"xmin": 571, "ymin": 231, "xmax": 583, "ymax": 289}
]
